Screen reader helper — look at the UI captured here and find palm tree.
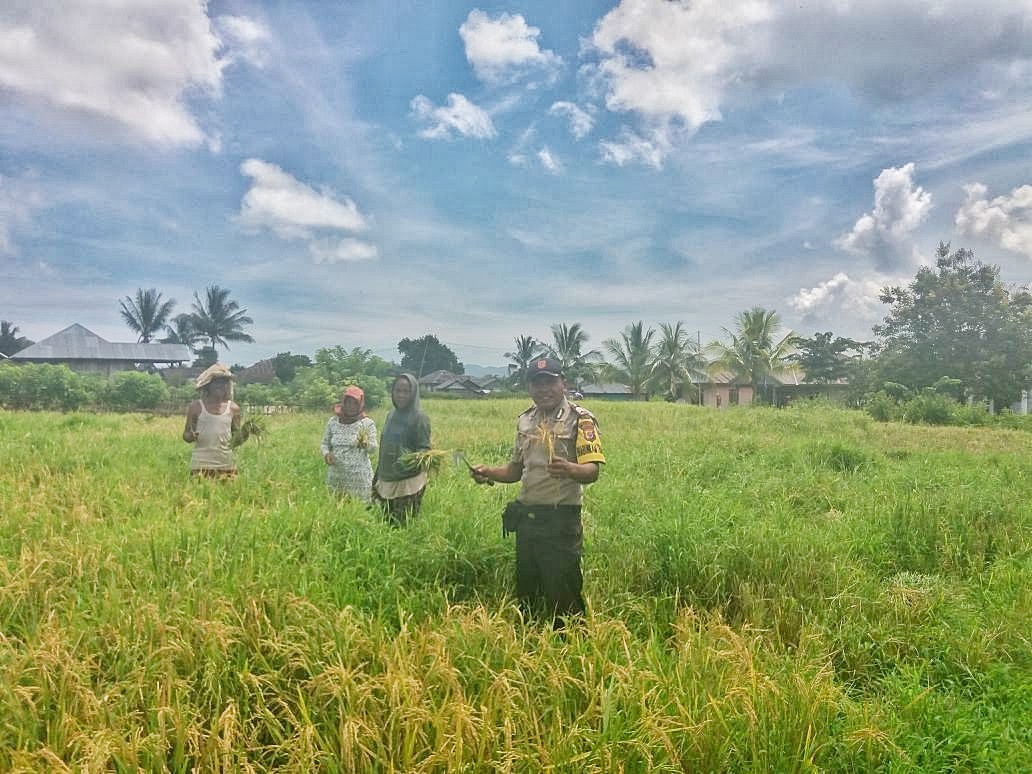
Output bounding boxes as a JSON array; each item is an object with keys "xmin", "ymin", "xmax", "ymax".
[
  {"xmin": 650, "ymin": 321, "xmax": 705, "ymax": 402},
  {"xmin": 707, "ymin": 307, "xmax": 797, "ymax": 404},
  {"xmin": 603, "ymin": 321, "xmax": 656, "ymax": 400},
  {"xmin": 118, "ymin": 288, "xmax": 176, "ymax": 343},
  {"xmin": 0, "ymin": 320, "xmax": 33, "ymax": 356},
  {"xmin": 546, "ymin": 322, "xmax": 602, "ymax": 387},
  {"xmin": 189, "ymin": 285, "xmax": 255, "ymax": 357},
  {"xmin": 160, "ymin": 313, "xmax": 201, "ymax": 351},
  {"xmin": 505, "ymin": 334, "xmax": 544, "ymax": 388}
]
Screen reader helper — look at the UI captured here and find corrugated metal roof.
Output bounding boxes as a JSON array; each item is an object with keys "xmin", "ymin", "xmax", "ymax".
[{"xmin": 11, "ymin": 323, "xmax": 191, "ymax": 363}]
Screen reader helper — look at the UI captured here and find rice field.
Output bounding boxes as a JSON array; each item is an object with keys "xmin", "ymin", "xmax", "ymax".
[{"xmin": 1, "ymin": 400, "xmax": 1030, "ymax": 772}]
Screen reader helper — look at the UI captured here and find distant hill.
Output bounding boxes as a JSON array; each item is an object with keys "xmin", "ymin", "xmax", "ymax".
[{"xmin": 462, "ymin": 363, "xmax": 507, "ymax": 378}]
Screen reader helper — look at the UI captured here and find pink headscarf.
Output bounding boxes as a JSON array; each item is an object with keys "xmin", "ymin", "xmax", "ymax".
[{"xmin": 334, "ymin": 385, "xmax": 366, "ymax": 423}]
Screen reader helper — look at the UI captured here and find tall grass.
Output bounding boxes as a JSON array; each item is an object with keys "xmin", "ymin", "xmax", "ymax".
[{"xmin": 0, "ymin": 401, "xmax": 1029, "ymax": 771}]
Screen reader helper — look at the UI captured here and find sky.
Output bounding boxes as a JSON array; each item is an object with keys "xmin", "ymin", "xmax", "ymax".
[{"xmin": 2, "ymin": 0, "xmax": 1032, "ymax": 370}]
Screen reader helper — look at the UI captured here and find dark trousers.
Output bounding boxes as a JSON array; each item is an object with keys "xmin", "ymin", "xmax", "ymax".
[{"xmin": 513, "ymin": 504, "xmax": 585, "ymax": 621}]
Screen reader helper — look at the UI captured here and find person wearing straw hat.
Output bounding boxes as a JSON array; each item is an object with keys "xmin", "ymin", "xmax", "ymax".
[
  {"xmin": 183, "ymin": 363, "xmax": 245, "ymax": 477},
  {"xmin": 322, "ymin": 384, "xmax": 379, "ymax": 503},
  {"xmin": 470, "ymin": 356, "xmax": 605, "ymax": 624}
]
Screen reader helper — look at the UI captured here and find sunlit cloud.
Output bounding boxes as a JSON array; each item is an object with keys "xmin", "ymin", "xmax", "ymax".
[
  {"xmin": 955, "ymin": 182, "xmax": 1032, "ymax": 258},
  {"xmin": 459, "ymin": 9, "xmax": 561, "ymax": 84},
  {"xmin": 411, "ymin": 93, "xmax": 496, "ymax": 139}
]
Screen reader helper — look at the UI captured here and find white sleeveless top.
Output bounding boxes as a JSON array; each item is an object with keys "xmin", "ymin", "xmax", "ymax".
[{"xmin": 191, "ymin": 400, "xmax": 235, "ymax": 471}]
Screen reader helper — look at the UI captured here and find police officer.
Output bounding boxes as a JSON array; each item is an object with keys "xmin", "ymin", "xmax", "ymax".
[{"xmin": 471, "ymin": 356, "xmax": 605, "ymax": 623}]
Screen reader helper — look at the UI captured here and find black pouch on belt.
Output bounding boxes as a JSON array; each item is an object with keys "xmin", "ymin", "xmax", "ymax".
[{"xmin": 502, "ymin": 500, "xmax": 527, "ymax": 537}]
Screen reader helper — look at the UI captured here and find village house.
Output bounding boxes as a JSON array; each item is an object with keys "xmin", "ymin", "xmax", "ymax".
[{"xmin": 9, "ymin": 324, "xmax": 190, "ymax": 376}]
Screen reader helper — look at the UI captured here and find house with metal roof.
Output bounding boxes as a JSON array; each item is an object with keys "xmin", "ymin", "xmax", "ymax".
[{"xmin": 9, "ymin": 324, "xmax": 191, "ymax": 376}]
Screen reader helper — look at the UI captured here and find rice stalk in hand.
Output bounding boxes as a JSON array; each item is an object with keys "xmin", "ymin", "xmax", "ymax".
[
  {"xmin": 356, "ymin": 424, "xmax": 370, "ymax": 449},
  {"xmin": 232, "ymin": 416, "xmax": 267, "ymax": 448},
  {"xmin": 535, "ymin": 422, "xmax": 556, "ymax": 462},
  {"xmin": 399, "ymin": 449, "xmax": 449, "ymax": 474}
]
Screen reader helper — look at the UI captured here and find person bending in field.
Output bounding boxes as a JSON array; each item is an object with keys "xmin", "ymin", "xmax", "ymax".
[
  {"xmin": 183, "ymin": 363, "xmax": 248, "ymax": 478},
  {"xmin": 471, "ymin": 357, "xmax": 605, "ymax": 625},
  {"xmin": 322, "ymin": 385, "xmax": 379, "ymax": 503},
  {"xmin": 373, "ymin": 373, "xmax": 432, "ymax": 526}
]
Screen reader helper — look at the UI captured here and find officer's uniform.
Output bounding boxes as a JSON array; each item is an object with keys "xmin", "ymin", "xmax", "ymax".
[{"xmin": 509, "ymin": 395, "xmax": 605, "ymax": 619}]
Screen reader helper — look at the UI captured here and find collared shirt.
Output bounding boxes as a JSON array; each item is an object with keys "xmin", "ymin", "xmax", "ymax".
[{"xmin": 511, "ymin": 397, "xmax": 604, "ymax": 506}]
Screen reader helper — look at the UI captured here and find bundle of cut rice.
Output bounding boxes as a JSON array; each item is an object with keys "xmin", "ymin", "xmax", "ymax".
[
  {"xmin": 232, "ymin": 416, "xmax": 267, "ymax": 448},
  {"xmin": 399, "ymin": 448, "xmax": 449, "ymax": 474}
]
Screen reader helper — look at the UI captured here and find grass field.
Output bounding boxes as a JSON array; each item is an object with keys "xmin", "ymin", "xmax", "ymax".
[{"xmin": 1, "ymin": 400, "xmax": 1030, "ymax": 772}]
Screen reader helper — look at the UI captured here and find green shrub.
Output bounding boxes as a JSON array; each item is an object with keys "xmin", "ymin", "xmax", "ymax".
[
  {"xmin": 864, "ymin": 391, "xmax": 901, "ymax": 422},
  {"xmin": 102, "ymin": 371, "xmax": 169, "ymax": 410},
  {"xmin": 903, "ymin": 392, "xmax": 956, "ymax": 425}
]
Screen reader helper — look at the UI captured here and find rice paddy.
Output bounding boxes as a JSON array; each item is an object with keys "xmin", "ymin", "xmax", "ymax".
[{"xmin": 1, "ymin": 400, "xmax": 1029, "ymax": 771}]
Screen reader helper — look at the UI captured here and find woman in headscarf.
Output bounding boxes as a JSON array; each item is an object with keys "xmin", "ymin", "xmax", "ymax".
[
  {"xmin": 183, "ymin": 363, "xmax": 245, "ymax": 477},
  {"xmin": 321, "ymin": 385, "xmax": 379, "ymax": 502},
  {"xmin": 374, "ymin": 373, "xmax": 432, "ymax": 525}
]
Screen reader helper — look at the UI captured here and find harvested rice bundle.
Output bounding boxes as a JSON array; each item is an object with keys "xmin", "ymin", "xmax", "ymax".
[
  {"xmin": 231, "ymin": 416, "xmax": 267, "ymax": 448},
  {"xmin": 399, "ymin": 448, "xmax": 450, "ymax": 474},
  {"xmin": 355, "ymin": 424, "xmax": 372, "ymax": 449},
  {"xmin": 534, "ymin": 421, "xmax": 556, "ymax": 462}
]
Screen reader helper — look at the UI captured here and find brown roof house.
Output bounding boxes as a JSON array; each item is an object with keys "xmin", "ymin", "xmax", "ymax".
[{"xmin": 10, "ymin": 324, "xmax": 191, "ymax": 376}]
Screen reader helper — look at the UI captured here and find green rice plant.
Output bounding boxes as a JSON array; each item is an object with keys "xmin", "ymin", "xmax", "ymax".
[{"xmin": 0, "ymin": 403, "xmax": 1030, "ymax": 771}]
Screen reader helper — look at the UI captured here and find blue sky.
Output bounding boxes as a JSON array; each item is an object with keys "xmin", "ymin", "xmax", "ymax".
[{"xmin": 2, "ymin": 0, "xmax": 1032, "ymax": 369}]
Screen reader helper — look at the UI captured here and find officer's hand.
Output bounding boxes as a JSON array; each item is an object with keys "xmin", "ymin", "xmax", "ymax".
[
  {"xmin": 470, "ymin": 465, "xmax": 494, "ymax": 485},
  {"xmin": 546, "ymin": 458, "xmax": 574, "ymax": 478},
  {"xmin": 324, "ymin": 452, "xmax": 335, "ymax": 465}
]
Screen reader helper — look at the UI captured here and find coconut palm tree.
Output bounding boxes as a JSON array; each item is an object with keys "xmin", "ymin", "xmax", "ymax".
[
  {"xmin": 0, "ymin": 320, "xmax": 32, "ymax": 356},
  {"xmin": 545, "ymin": 322, "xmax": 602, "ymax": 387},
  {"xmin": 603, "ymin": 321, "xmax": 657, "ymax": 400},
  {"xmin": 188, "ymin": 285, "xmax": 255, "ymax": 357},
  {"xmin": 505, "ymin": 334, "xmax": 544, "ymax": 388},
  {"xmin": 707, "ymin": 307, "xmax": 797, "ymax": 404},
  {"xmin": 650, "ymin": 321, "xmax": 705, "ymax": 401},
  {"xmin": 160, "ymin": 313, "xmax": 201, "ymax": 351},
  {"xmin": 118, "ymin": 288, "xmax": 176, "ymax": 343}
]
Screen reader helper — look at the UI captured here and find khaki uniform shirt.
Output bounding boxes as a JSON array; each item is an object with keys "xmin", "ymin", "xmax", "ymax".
[{"xmin": 511, "ymin": 397, "xmax": 605, "ymax": 506}]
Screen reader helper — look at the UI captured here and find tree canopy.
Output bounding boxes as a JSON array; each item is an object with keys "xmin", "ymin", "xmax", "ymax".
[
  {"xmin": 874, "ymin": 242, "xmax": 1032, "ymax": 407},
  {"xmin": 118, "ymin": 288, "xmax": 176, "ymax": 343},
  {"xmin": 791, "ymin": 332, "xmax": 868, "ymax": 384},
  {"xmin": 545, "ymin": 322, "xmax": 602, "ymax": 387},
  {"xmin": 0, "ymin": 320, "xmax": 33, "ymax": 356},
  {"xmin": 603, "ymin": 321, "xmax": 656, "ymax": 400},
  {"xmin": 397, "ymin": 335, "xmax": 463, "ymax": 377},
  {"xmin": 189, "ymin": 285, "xmax": 255, "ymax": 357},
  {"xmin": 505, "ymin": 335, "xmax": 544, "ymax": 388},
  {"xmin": 707, "ymin": 307, "xmax": 796, "ymax": 403}
]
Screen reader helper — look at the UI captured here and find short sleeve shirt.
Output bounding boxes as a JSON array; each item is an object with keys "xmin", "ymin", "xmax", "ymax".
[{"xmin": 511, "ymin": 397, "xmax": 604, "ymax": 506}]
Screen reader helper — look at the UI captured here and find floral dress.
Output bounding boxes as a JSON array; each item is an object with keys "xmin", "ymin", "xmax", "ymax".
[{"xmin": 321, "ymin": 416, "xmax": 378, "ymax": 502}]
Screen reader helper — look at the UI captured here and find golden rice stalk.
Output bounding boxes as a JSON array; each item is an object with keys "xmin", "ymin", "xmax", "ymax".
[
  {"xmin": 232, "ymin": 416, "xmax": 267, "ymax": 447},
  {"xmin": 535, "ymin": 422, "xmax": 556, "ymax": 462},
  {"xmin": 355, "ymin": 424, "xmax": 370, "ymax": 449},
  {"xmin": 399, "ymin": 448, "xmax": 449, "ymax": 474}
]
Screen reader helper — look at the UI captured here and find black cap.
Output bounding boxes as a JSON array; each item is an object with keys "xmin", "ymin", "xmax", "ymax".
[{"xmin": 528, "ymin": 356, "xmax": 563, "ymax": 378}]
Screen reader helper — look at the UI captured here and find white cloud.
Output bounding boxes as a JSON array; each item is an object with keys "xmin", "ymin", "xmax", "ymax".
[
  {"xmin": 0, "ymin": 0, "xmax": 230, "ymax": 146},
  {"xmin": 588, "ymin": 0, "xmax": 772, "ymax": 131},
  {"xmin": 599, "ymin": 128, "xmax": 668, "ymax": 170},
  {"xmin": 585, "ymin": 0, "xmax": 1032, "ymax": 165},
  {"xmin": 215, "ymin": 15, "xmax": 271, "ymax": 68},
  {"xmin": 411, "ymin": 93, "xmax": 496, "ymax": 139},
  {"xmin": 237, "ymin": 159, "xmax": 377, "ymax": 264},
  {"xmin": 239, "ymin": 159, "xmax": 368, "ymax": 239},
  {"xmin": 789, "ymin": 272, "xmax": 884, "ymax": 321},
  {"xmin": 537, "ymin": 146, "xmax": 563, "ymax": 174},
  {"xmin": 955, "ymin": 182, "xmax": 1032, "ymax": 258},
  {"xmin": 835, "ymin": 163, "xmax": 932, "ymax": 270},
  {"xmin": 549, "ymin": 102, "xmax": 594, "ymax": 139},
  {"xmin": 309, "ymin": 238, "xmax": 379, "ymax": 264},
  {"xmin": 459, "ymin": 9, "xmax": 561, "ymax": 84}
]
